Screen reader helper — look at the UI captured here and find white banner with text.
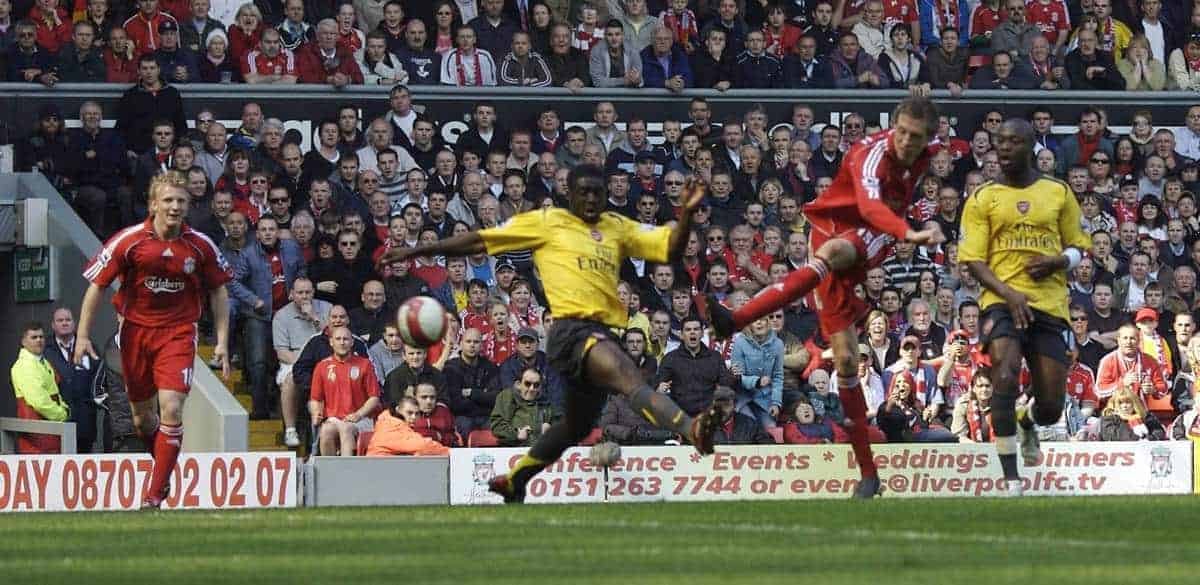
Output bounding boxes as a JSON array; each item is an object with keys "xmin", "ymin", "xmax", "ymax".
[
  {"xmin": 449, "ymin": 442, "xmax": 1193, "ymax": 504},
  {"xmin": 0, "ymin": 453, "xmax": 298, "ymax": 512}
]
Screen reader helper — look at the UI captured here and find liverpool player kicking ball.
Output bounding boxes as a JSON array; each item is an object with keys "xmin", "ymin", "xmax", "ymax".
[
  {"xmin": 75, "ymin": 172, "xmax": 233, "ymax": 509},
  {"xmin": 382, "ymin": 165, "xmax": 719, "ymax": 503},
  {"xmin": 959, "ymin": 119, "xmax": 1092, "ymax": 496},
  {"xmin": 706, "ymin": 97, "xmax": 945, "ymax": 498}
]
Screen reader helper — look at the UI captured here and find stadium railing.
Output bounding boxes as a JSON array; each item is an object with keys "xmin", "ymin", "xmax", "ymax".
[
  {"xmin": 0, "ymin": 417, "xmax": 77, "ymax": 454},
  {"xmin": 1, "ymin": 85, "xmax": 1197, "ymax": 143},
  {"xmin": 0, "ymin": 173, "xmax": 247, "ymax": 452}
]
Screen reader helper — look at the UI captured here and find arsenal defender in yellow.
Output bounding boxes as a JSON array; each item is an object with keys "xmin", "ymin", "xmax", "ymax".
[
  {"xmin": 959, "ymin": 119, "xmax": 1092, "ymax": 496},
  {"xmin": 382, "ymin": 164, "xmax": 718, "ymax": 503}
]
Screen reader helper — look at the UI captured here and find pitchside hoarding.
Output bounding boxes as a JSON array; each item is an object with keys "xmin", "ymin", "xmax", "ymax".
[
  {"xmin": 0, "ymin": 453, "xmax": 297, "ymax": 512},
  {"xmin": 450, "ymin": 442, "xmax": 1193, "ymax": 505}
]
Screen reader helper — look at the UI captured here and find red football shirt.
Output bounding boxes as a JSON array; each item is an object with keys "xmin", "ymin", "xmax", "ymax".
[
  {"xmin": 83, "ymin": 220, "xmax": 232, "ymax": 327},
  {"xmin": 311, "ymin": 354, "xmax": 380, "ymax": 419},
  {"xmin": 242, "ymin": 48, "xmax": 297, "ymax": 77},
  {"xmin": 1025, "ymin": 0, "xmax": 1070, "ymax": 45},
  {"xmin": 804, "ymin": 129, "xmax": 934, "ymax": 240},
  {"xmin": 1067, "ymin": 363, "xmax": 1098, "ymax": 406},
  {"xmin": 882, "ymin": 0, "xmax": 919, "ymax": 26}
]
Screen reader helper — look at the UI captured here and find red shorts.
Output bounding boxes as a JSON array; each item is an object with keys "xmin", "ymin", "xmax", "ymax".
[
  {"xmin": 119, "ymin": 321, "xmax": 198, "ymax": 403},
  {"xmin": 808, "ymin": 215, "xmax": 894, "ymax": 335}
]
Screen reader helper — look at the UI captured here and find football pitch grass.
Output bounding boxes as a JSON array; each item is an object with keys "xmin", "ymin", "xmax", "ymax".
[{"xmin": 2, "ymin": 497, "xmax": 1196, "ymax": 584}]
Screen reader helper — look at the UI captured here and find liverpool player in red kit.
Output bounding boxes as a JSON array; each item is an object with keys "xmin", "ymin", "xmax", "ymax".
[
  {"xmin": 708, "ymin": 97, "xmax": 944, "ymax": 498},
  {"xmin": 75, "ymin": 172, "xmax": 233, "ymax": 509}
]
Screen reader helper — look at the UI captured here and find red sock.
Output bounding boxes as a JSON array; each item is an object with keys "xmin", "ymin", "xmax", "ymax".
[
  {"xmin": 733, "ymin": 259, "xmax": 828, "ymax": 329},
  {"xmin": 837, "ymin": 377, "xmax": 878, "ymax": 478},
  {"xmin": 147, "ymin": 424, "xmax": 183, "ymax": 500}
]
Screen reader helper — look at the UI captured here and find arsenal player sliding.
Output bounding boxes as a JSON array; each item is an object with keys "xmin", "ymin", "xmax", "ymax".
[
  {"xmin": 708, "ymin": 97, "xmax": 944, "ymax": 498},
  {"xmin": 75, "ymin": 172, "xmax": 233, "ymax": 509}
]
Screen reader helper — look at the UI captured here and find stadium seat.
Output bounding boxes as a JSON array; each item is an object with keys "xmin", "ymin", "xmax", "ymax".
[
  {"xmin": 356, "ymin": 431, "xmax": 374, "ymax": 456},
  {"xmin": 1145, "ymin": 394, "xmax": 1175, "ymax": 426},
  {"xmin": 967, "ymin": 55, "xmax": 992, "ymax": 70},
  {"xmin": 767, "ymin": 427, "xmax": 783, "ymax": 444},
  {"xmin": 468, "ymin": 430, "xmax": 500, "ymax": 447},
  {"xmin": 579, "ymin": 428, "xmax": 603, "ymax": 446}
]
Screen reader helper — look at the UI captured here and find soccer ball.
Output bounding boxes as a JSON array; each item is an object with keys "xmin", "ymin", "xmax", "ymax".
[{"xmin": 396, "ymin": 296, "xmax": 448, "ymax": 347}]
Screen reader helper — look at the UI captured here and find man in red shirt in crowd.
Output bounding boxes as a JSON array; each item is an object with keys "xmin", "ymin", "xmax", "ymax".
[
  {"xmin": 243, "ymin": 28, "xmax": 298, "ymax": 84},
  {"xmin": 296, "ymin": 18, "xmax": 363, "ymax": 85},
  {"xmin": 1095, "ymin": 323, "xmax": 1169, "ymax": 407},
  {"xmin": 1066, "ymin": 350, "xmax": 1098, "ymax": 419},
  {"xmin": 124, "ymin": 0, "xmax": 178, "ymax": 54},
  {"xmin": 309, "ymin": 326, "xmax": 382, "ymax": 456},
  {"xmin": 76, "ymin": 171, "xmax": 232, "ymax": 508},
  {"xmin": 708, "ymin": 97, "xmax": 944, "ymax": 499},
  {"xmin": 411, "ymin": 379, "xmax": 458, "ymax": 446},
  {"xmin": 1025, "ymin": 0, "xmax": 1071, "ymax": 54}
]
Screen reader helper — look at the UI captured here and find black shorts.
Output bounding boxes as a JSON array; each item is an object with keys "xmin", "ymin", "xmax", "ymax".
[
  {"xmin": 979, "ymin": 305, "xmax": 1072, "ymax": 365},
  {"xmin": 545, "ymin": 318, "xmax": 614, "ymax": 388}
]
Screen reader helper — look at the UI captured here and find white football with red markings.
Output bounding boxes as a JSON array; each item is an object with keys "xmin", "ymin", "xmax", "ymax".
[{"xmin": 396, "ymin": 296, "xmax": 448, "ymax": 348}]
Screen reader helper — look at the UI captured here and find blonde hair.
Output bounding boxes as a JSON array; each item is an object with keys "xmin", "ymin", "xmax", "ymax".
[
  {"xmin": 148, "ymin": 171, "xmax": 188, "ymax": 203},
  {"xmin": 1102, "ymin": 387, "xmax": 1148, "ymax": 419}
]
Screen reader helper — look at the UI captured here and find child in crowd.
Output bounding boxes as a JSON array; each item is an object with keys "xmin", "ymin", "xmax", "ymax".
[{"xmin": 572, "ymin": 3, "xmax": 603, "ymax": 52}]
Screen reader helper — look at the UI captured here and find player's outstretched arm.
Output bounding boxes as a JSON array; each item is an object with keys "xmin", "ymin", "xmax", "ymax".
[
  {"xmin": 210, "ymin": 285, "xmax": 232, "ymax": 380},
  {"xmin": 73, "ymin": 283, "xmax": 105, "ymax": 365},
  {"xmin": 667, "ymin": 177, "xmax": 708, "ymax": 262},
  {"xmin": 377, "ymin": 232, "xmax": 486, "ymax": 271}
]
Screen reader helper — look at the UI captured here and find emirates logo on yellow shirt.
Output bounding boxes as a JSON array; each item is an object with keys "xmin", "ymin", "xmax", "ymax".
[{"xmin": 1017, "ymin": 201, "xmax": 1031, "ymax": 215}]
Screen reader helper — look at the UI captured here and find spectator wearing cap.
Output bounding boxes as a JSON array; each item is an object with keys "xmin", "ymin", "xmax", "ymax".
[
  {"xmin": 16, "ymin": 104, "xmax": 71, "ymax": 188},
  {"xmin": 153, "ymin": 19, "xmax": 200, "ymax": 83},
  {"xmin": 57, "ymin": 21, "xmax": 107, "ymax": 83},
  {"xmin": 124, "ymin": 0, "xmax": 178, "ymax": 54},
  {"xmin": 883, "ymin": 335, "xmax": 945, "ymax": 419},
  {"xmin": 198, "ymin": 29, "xmax": 241, "ymax": 82},
  {"xmin": 1168, "ymin": 31, "xmax": 1200, "ymax": 91},
  {"xmin": 297, "ymin": 18, "xmax": 364, "ymax": 85},
  {"xmin": 497, "ymin": 327, "xmax": 566, "ymax": 409},
  {"xmin": 711, "ymin": 386, "xmax": 773, "ymax": 445},
  {"xmin": 640, "ymin": 24, "xmax": 692, "ymax": 92},
  {"xmin": 1136, "ymin": 307, "xmax": 1174, "ymax": 376}
]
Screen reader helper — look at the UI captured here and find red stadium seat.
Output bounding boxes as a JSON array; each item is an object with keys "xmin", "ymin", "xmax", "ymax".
[
  {"xmin": 356, "ymin": 431, "xmax": 374, "ymax": 456},
  {"xmin": 1145, "ymin": 394, "xmax": 1176, "ymax": 426},
  {"xmin": 468, "ymin": 430, "xmax": 500, "ymax": 447},
  {"xmin": 967, "ymin": 55, "xmax": 992, "ymax": 70},
  {"xmin": 767, "ymin": 427, "xmax": 783, "ymax": 444},
  {"xmin": 579, "ymin": 428, "xmax": 603, "ymax": 446}
]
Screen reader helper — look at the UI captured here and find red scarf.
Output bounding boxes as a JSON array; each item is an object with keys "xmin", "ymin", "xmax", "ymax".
[
  {"xmin": 455, "ymin": 49, "xmax": 483, "ymax": 86},
  {"xmin": 661, "ymin": 10, "xmax": 696, "ymax": 47},
  {"xmin": 967, "ymin": 398, "xmax": 992, "ymax": 442}
]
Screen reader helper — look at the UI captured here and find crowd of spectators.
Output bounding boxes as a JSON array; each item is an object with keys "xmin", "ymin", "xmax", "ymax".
[
  {"xmin": 4, "ymin": 0, "xmax": 1200, "ymax": 91},
  {"xmin": 11, "ymin": 0, "xmax": 1200, "ymax": 456}
]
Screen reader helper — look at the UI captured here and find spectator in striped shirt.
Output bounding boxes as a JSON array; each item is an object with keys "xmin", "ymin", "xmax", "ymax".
[{"xmin": 882, "ymin": 240, "xmax": 933, "ymax": 296}]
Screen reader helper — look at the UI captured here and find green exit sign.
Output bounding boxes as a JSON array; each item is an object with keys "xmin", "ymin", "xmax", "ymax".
[{"xmin": 14, "ymin": 247, "xmax": 52, "ymax": 303}]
